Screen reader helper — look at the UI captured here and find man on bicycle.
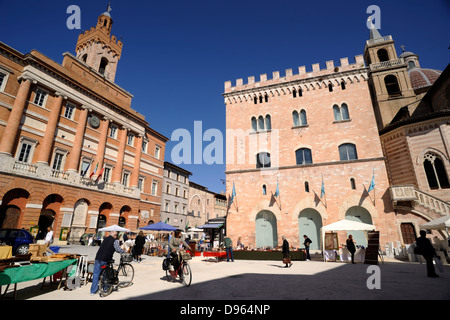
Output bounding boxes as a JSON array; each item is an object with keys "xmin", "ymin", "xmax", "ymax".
[
  {"xmin": 90, "ymin": 231, "xmax": 126, "ymax": 296},
  {"xmin": 168, "ymin": 230, "xmax": 190, "ymax": 280}
]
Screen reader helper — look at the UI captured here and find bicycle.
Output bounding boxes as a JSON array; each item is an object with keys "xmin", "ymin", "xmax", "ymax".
[
  {"xmin": 98, "ymin": 252, "xmax": 135, "ymax": 297},
  {"xmin": 164, "ymin": 250, "xmax": 192, "ymax": 287}
]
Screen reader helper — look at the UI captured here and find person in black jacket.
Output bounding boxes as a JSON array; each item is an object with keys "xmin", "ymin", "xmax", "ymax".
[
  {"xmin": 346, "ymin": 235, "xmax": 356, "ymax": 264},
  {"xmin": 90, "ymin": 231, "xmax": 126, "ymax": 296},
  {"xmin": 303, "ymin": 235, "xmax": 312, "ymax": 261},
  {"xmin": 416, "ymin": 230, "xmax": 439, "ymax": 278},
  {"xmin": 133, "ymin": 231, "xmax": 146, "ymax": 263},
  {"xmin": 282, "ymin": 236, "xmax": 292, "ymax": 268}
]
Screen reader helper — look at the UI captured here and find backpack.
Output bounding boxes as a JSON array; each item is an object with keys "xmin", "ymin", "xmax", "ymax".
[{"xmin": 162, "ymin": 258, "xmax": 170, "ymax": 271}]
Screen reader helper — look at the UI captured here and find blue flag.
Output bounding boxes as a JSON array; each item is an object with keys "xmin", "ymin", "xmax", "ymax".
[
  {"xmin": 274, "ymin": 179, "xmax": 280, "ymax": 197},
  {"xmin": 368, "ymin": 170, "xmax": 375, "ymax": 192},
  {"xmin": 320, "ymin": 177, "xmax": 325, "ymax": 199},
  {"xmin": 230, "ymin": 182, "xmax": 236, "ymax": 205}
]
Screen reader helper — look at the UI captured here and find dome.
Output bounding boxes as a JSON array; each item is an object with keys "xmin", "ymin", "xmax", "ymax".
[
  {"xmin": 408, "ymin": 68, "xmax": 442, "ymax": 90},
  {"xmin": 399, "ymin": 51, "xmax": 418, "ymax": 59}
]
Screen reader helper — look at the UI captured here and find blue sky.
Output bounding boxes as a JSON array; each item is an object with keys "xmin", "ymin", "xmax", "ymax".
[{"xmin": 1, "ymin": 0, "xmax": 449, "ymax": 194}]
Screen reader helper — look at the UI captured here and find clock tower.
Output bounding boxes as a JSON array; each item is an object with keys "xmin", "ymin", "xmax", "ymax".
[{"xmin": 75, "ymin": 3, "xmax": 123, "ymax": 82}]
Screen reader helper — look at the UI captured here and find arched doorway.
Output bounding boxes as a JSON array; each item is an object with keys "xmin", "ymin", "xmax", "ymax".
[
  {"xmin": 255, "ymin": 210, "xmax": 278, "ymax": 249},
  {"xmin": 97, "ymin": 214, "xmax": 107, "ymax": 230},
  {"xmin": 37, "ymin": 209, "xmax": 55, "ymax": 240},
  {"xmin": 119, "ymin": 205, "xmax": 131, "ymax": 228},
  {"xmin": 345, "ymin": 206, "xmax": 373, "ymax": 247},
  {"xmin": 298, "ymin": 208, "xmax": 322, "ymax": 250},
  {"xmin": 1, "ymin": 188, "xmax": 30, "ymax": 228}
]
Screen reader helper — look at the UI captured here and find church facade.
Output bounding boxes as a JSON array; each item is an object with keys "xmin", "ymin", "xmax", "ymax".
[
  {"xmin": 0, "ymin": 8, "xmax": 168, "ymax": 243},
  {"xmin": 223, "ymin": 26, "xmax": 449, "ymax": 250}
]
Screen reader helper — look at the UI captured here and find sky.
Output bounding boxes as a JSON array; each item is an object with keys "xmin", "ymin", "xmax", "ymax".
[{"xmin": 0, "ymin": 0, "xmax": 449, "ymax": 194}]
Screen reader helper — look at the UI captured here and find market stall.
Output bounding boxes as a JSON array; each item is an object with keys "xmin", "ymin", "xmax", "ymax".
[
  {"xmin": 140, "ymin": 221, "xmax": 178, "ymax": 256},
  {"xmin": 321, "ymin": 219, "xmax": 376, "ymax": 262}
]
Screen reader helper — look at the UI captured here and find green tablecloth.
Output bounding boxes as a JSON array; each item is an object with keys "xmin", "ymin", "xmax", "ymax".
[{"xmin": 0, "ymin": 259, "xmax": 77, "ymax": 286}]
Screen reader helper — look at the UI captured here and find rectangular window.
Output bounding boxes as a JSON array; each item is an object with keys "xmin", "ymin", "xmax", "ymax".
[
  {"xmin": 103, "ymin": 167, "xmax": 111, "ymax": 182},
  {"xmin": 80, "ymin": 160, "xmax": 90, "ymax": 177},
  {"xmin": 138, "ymin": 177, "xmax": 145, "ymax": 191},
  {"xmin": 165, "ymin": 202, "xmax": 169, "ymax": 212},
  {"xmin": 122, "ymin": 172, "xmax": 130, "ymax": 186},
  {"xmin": 34, "ymin": 88, "xmax": 48, "ymax": 107},
  {"xmin": 142, "ymin": 140, "xmax": 148, "ymax": 153},
  {"xmin": 0, "ymin": 72, "xmax": 5, "ymax": 91},
  {"xmin": 127, "ymin": 133, "xmax": 134, "ymax": 146},
  {"xmin": 18, "ymin": 142, "xmax": 32, "ymax": 163},
  {"xmin": 109, "ymin": 124, "xmax": 118, "ymax": 139},
  {"xmin": 155, "ymin": 146, "xmax": 160, "ymax": 159},
  {"xmin": 174, "ymin": 204, "xmax": 178, "ymax": 213},
  {"xmin": 64, "ymin": 103, "xmax": 75, "ymax": 120},
  {"xmin": 52, "ymin": 153, "xmax": 64, "ymax": 171},
  {"xmin": 151, "ymin": 181, "xmax": 158, "ymax": 196}
]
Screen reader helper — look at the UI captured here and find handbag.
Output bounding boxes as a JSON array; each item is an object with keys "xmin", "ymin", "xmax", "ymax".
[
  {"xmin": 162, "ymin": 258, "xmax": 170, "ymax": 271},
  {"xmin": 434, "ymin": 256, "xmax": 444, "ymax": 273}
]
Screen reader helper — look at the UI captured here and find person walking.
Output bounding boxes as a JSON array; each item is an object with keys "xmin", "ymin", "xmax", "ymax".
[
  {"xmin": 303, "ymin": 235, "xmax": 312, "ymax": 261},
  {"xmin": 346, "ymin": 235, "xmax": 356, "ymax": 264},
  {"xmin": 282, "ymin": 236, "xmax": 292, "ymax": 268},
  {"xmin": 416, "ymin": 230, "xmax": 439, "ymax": 278},
  {"xmin": 44, "ymin": 226, "xmax": 54, "ymax": 245},
  {"xmin": 224, "ymin": 236, "xmax": 234, "ymax": 262},
  {"xmin": 133, "ymin": 231, "xmax": 146, "ymax": 263},
  {"xmin": 90, "ymin": 231, "xmax": 126, "ymax": 296}
]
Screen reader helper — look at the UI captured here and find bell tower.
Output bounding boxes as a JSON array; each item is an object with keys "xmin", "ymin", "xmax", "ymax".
[
  {"xmin": 364, "ymin": 18, "xmax": 416, "ymax": 130},
  {"xmin": 75, "ymin": 3, "xmax": 123, "ymax": 82}
]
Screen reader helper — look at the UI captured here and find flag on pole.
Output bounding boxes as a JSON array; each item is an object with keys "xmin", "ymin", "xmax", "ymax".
[
  {"xmin": 230, "ymin": 182, "xmax": 236, "ymax": 205},
  {"xmin": 89, "ymin": 162, "xmax": 99, "ymax": 179},
  {"xmin": 95, "ymin": 167, "xmax": 105, "ymax": 182},
  {"xmin": 368, "ymin": 169, "xmax": 375, "ymax": 192},
  {"xmin": 274, "ymin": 178, "xmax": 280, "ymax": 197},
  {"xmin": 81, "ymin": 161, "xmax": 91, "ymax": 177},
  {"xmin": 320, "ymin": 175, "xmax": 325, "ymax": 199}
]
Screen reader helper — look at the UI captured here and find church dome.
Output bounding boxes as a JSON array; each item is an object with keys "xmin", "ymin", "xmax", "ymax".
[{"xmin": 408, "ymin": 68, "xmax": 442, "ymax": 90}]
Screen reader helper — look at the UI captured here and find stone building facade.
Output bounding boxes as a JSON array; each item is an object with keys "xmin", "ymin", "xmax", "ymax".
[
  {"xmin": 223, "ymin": 26, "xmax": 449, "ymax": 250},
  {"xmin": 161, "ymin": 161, "xmax": 191, "ymax": 229},
  {"xmin": 0, "ymin": 9, "xmax": 168, "ymax": 244}
]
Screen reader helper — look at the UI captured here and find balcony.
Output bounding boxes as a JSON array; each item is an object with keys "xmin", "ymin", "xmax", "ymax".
[
  {"xmin": 369, "ymin": 58, "xmax": 405, "ymax": 72},
  {"xmin": 390, "ymin": 185, "xmax": 450, "ymax": 216},
  {"xmin": 0, "ymin": 154, "xmax": 141, "ymax": 199}
]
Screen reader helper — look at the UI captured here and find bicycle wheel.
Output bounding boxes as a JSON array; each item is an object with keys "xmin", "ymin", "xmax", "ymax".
[
  {"xmin": 98, "ymin": 268, "xmax": 113, "ymax": 297},
  {"xmin": 181, "ymin": 262, "xmax": 192, "ymax": 287},
  {"xmin": 117, "ymin": 263, "xmax": 134, "ymax": 288}
]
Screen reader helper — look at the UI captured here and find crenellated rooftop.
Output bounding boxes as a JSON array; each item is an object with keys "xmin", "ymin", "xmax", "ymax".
[{"xmin": 224, "ymin": 55, "xmax": 366, "ymax": 94}]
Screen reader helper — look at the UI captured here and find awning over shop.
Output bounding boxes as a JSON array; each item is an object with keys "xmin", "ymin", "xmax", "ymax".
[{"xmin": 198, "ymin": 223, "xmax": 223, "ymax": 229}]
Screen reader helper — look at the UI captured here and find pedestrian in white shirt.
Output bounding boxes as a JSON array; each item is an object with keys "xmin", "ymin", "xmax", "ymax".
[{"xmin": 44, "ymin": 226, "xmax": 54, "ymax": 245}]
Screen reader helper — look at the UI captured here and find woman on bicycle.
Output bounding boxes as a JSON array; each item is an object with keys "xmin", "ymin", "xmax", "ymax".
[{"xmin": 168, "ymin": 230, "xmax": 190, "ymax": 278}]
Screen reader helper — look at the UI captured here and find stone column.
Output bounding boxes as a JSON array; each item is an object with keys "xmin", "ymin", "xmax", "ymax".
[
  {"xmin": 131, "ymin": 134, "xmax": 143, "ymax": 188},
  {"xmin": 37, "ymin": 93, "xmax": 66, "ymax": 165},
  {"xmin": 112, "ymin": 126, "xmax": 128, "ymax": 183},
  {"xmin": 67, "ymin": 106, "xmax": 89, "ymax": 172},
  {"xmin": 0, "ymin": 77, "xmax": 32, "ymax": 156}
]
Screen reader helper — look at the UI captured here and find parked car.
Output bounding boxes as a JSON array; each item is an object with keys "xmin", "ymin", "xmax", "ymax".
[
  {"xmin": 0, "ymin": 228, "xmax": 35, "ymax": 255},
  {"xmin": 80, "ymin": 233, "xmax": 102, "ymax": 246}
]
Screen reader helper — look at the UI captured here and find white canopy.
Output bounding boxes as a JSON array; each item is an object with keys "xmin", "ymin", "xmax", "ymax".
[
  {"xmin": 98, "ymin": 224, "xmax": 130, "ymax": 232},
  {"xmin": 420, "ymin": 215, "xmax": 450, "ymax": 231},
  {"xmin": 187, "ymin": 228, "xmax": 204, "ymax": 233},
  {"xmin": 322, "ymin": 219, "xmax": 376, "ymax": 232},
  {"xmin": 321, "ymin": 219, "xmax": 376, "ymax": 262}
]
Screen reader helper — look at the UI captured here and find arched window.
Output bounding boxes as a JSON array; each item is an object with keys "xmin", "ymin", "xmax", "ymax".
[
  {"xmin": 298, "ymin": 88, "xmax": 302, "ymax": 97},
  {"xmin": 265, "ymin": 115, "xmax": 271, "ymax": 130},
  {"xmin": 254, "ymin": 96, "xmax": 258, "ymax": 104},
  {"xmin": 377, "ymin": 48, "xmax": 389, "ymax": 62},
  {"xmin": 328, "ymin": 83, "xmax": 333, "ymax": 92},
  {"xmin": 339, "ymin": 143, "xmax": 358, "ymax": 161},
  {"xmin": 350, "ymin": 178, "xmax": 356, "ymax": 190},
  {"xmin": 262, "ymin": 185, "xmax": 267, "ymax": 195},
  {"xmin": 300, "ymin": 110, "xmax": 308, "ymax": 125},
  {"xmin": 293, "ymin": 111, "xmax": 300, "ymax": 127},
  {"xmin": 384, "ymin": 75, "xmax": 401, "ymax": 97},
  {"xmin": 408, "ymin": 61, "xmax": 416, "ymax": 68},
  {"xmin": 304, "ymin": 181, "xmax": 310, "ymax": 193},
  {"xmin": 423, "ymin": 153, "xmax": 450, "ymax": 189},
  {"xmin": 251, "ymin": 117, "xmax": 257, "ymax": 132},
  {"xmin": 341, "ymin": 81, "xmax": 346, "ymax": 90},
  {"xmin": 256, "ymin": 152, "xmax": 271, "ymax": 168},
  {"xmin": 258, "ymin": 116, "xmax": 265, "ymax": 131},
  {"xmin": 293, "ymin": 89, "xmax": 297, "ymax": 98},
  {"xmin": 81, "ymin": 54, "xmax": 88, "ymax": 63},
  {"xmin": 264, "ymin": 94, "xmax": 269, "ymax": 103},
  {"xmin": 295, "ymin": 148, "xmax": 312, "ymax": 165},
  {"xmin": 333, "ymin": 104, "xmax": 350, "ymax": 121},
  {"xmin": 99, "ymin": 57, "xmax": 109, "ymax": 75},
  {"xmin": 259, "ymin": 95, "xmax": 263, "ymax": 103}
]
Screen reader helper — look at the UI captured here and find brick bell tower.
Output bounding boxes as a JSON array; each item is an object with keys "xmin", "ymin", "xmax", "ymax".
[{"xmin": 75, "ymin": 3, "xmax": 123, "ymax": 82}]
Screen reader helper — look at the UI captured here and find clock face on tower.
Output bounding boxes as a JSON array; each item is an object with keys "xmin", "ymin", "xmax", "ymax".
[{"xmin": 88, "ymin": 114, "xmax": 100, "ymax": 129}]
